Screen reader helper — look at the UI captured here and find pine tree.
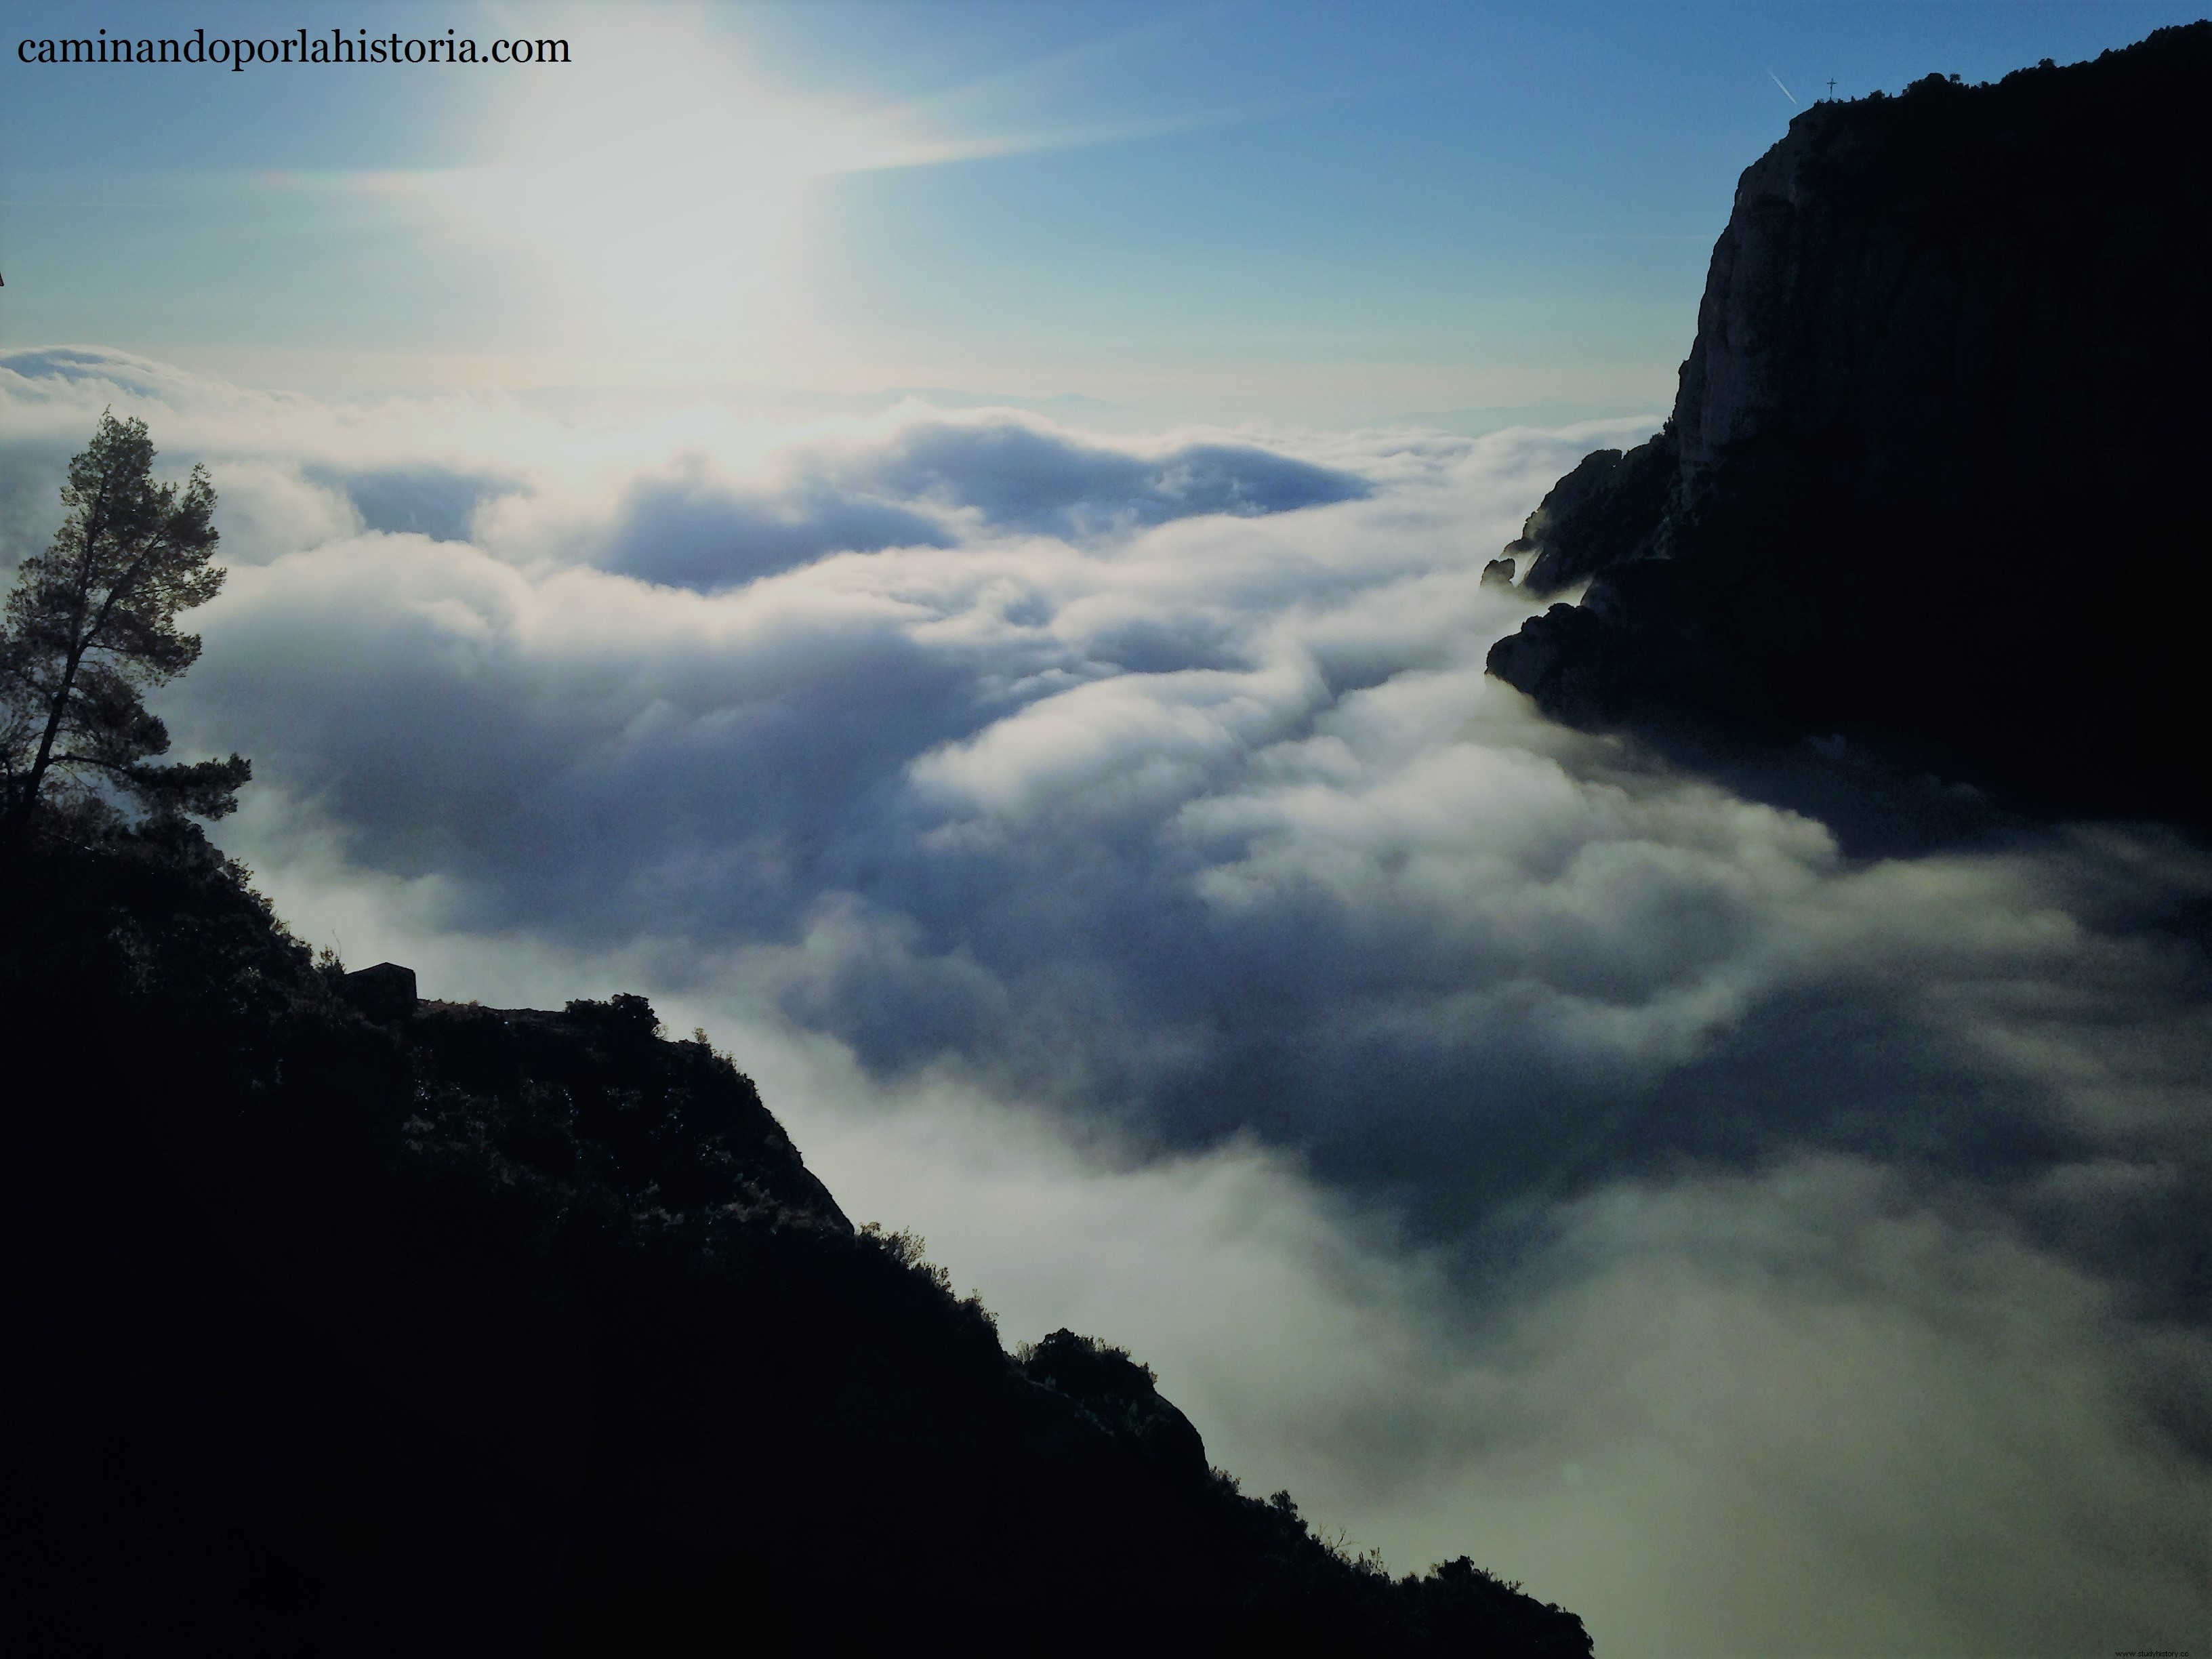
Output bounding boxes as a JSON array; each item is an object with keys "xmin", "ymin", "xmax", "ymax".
[{"xmin": 0, "ymin": 411, "xmax": 249, "ymax": 833}]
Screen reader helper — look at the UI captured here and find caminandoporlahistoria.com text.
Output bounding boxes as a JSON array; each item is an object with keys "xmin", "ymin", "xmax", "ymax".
[{"xmin": 16, "ymin": 27, "xmax": 569, "ymax": 68}]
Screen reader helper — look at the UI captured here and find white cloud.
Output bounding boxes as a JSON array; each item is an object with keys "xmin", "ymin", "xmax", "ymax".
[{"xmin": 7, "ymin": 349, "xmax": 2207, "ymax": 1655}]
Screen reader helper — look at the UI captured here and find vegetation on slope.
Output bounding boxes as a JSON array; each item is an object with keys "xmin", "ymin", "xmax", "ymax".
[{"xmin": 0, "ymin": 812, "xmax": 1593, "ymax": 1656}]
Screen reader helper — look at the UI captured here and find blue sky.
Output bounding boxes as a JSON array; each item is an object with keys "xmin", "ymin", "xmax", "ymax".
[{"xmin": 5, "ymin": 0, "xmax": 2205, "ymax": 419}]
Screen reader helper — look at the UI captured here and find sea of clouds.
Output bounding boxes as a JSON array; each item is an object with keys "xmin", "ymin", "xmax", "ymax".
[{"xmin": 4, "ymin": 346, "xmax": 2206, "ymax": 1657}]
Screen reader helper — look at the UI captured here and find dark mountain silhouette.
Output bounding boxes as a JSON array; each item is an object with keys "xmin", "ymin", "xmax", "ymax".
[
  {"xmin": 1486, "ymin": 23, "xmax": 2212, "ymax": 848},
  {"xmin": 0, "ymin": 815, "xmax": 1591, "ymax": 1657}
]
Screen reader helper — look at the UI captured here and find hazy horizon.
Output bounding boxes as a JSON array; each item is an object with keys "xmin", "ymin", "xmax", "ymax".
[{"xmin": 6, "ymin": 1, "xmax": 2208, "ymax": 422}]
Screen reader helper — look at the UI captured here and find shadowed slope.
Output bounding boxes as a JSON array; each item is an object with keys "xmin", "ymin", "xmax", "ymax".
[{"xmin": 0, "ymin": 817, "xmax": 1590, "ymax": 1658}]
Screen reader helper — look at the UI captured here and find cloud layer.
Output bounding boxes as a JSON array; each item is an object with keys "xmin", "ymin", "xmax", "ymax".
[{"xmin": 5, "ymin": 347, "xmax": 2205, "ymax": 1656}]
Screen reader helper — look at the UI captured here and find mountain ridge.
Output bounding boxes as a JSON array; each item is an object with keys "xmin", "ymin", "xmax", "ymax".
[
  {"xmin": 0, "ymin": 814, "xmax": 1592, "ymax": 1657},
  {"xmin": 1486, "ymin": 22, "xmax": 2212, "ymax": 842}
]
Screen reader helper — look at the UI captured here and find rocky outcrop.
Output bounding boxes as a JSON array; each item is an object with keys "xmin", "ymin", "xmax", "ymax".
[
  {"xmin": 1488, "ymin": 23, "xmax": 2212, "ymax": 834},
  {"xmin": 1019, "ymin": 1328, "xmax": 1212, "ymax": 1480},
  {"xmin": 338, "ymin": 961, "xmax": 418, "ymax": 1023},
  {"xmin": 1507, "ymin": 432, "xmax": 1677, "ymax": 595}
]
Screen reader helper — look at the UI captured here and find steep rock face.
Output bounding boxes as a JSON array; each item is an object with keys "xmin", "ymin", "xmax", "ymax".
[
  {"xmin": 1509, "ymin": 431, "xmax": 1677, "ymax": 596},
  {"xmin": 1489, "ymin": 23, "xmax": 2212, "ymax": 832}
]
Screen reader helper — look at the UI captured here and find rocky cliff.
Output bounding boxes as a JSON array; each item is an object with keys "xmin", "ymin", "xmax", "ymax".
[{"xmin": 1488, "ymin": 23, "xmax": 2212, "ymax": 836}]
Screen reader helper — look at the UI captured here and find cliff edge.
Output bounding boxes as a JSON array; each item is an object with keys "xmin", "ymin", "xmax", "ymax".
[{"xmin": 1487, "ymin": 24, "xmax": 2212, "ymax": 837}]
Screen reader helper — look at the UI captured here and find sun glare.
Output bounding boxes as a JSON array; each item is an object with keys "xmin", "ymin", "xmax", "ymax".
[{"xmin": 438, "ymin": 34, "xmax": 876, "ymax": 318}]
